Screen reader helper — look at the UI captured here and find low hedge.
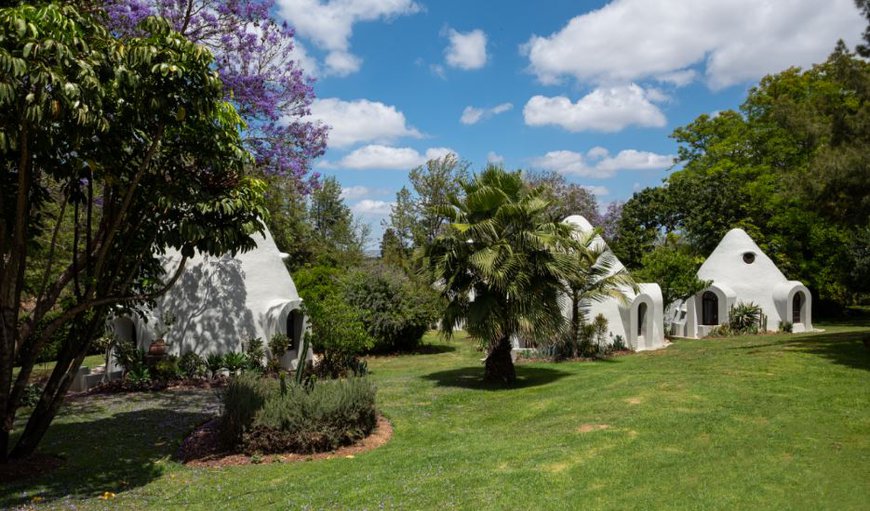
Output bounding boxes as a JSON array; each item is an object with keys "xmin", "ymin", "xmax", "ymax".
[{"xmin": 220, "ymin": 372, "xmax": 377, "ymax": 454}]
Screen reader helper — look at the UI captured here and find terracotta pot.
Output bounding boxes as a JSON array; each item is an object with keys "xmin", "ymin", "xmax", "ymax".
[{"xmin": 148, "ymin": 339, "xmax": 167, "ymax": 357}]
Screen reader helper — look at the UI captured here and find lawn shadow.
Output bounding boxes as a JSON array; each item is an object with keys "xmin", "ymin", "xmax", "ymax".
[
  {"xmin": 733, "ymin": 330, "xmax": 870, "ymax": 372},
  {"xmin": 1, "ymin": 392, "xmax": 215, "ymax": 508},
  {"xmin": 422, "ymin": 365, "xmax": 570, "ymax": 390}
]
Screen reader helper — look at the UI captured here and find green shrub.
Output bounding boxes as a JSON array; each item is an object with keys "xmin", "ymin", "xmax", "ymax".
[
  {"xmin": 206, "ymin": 353, "xmax": 226, "ymax": 378},
  {"xmin": 729, "ymin": 302, "xmax": 762, "ymax": 335},
  {"xmin": 306, "ymin": 294, "xmax": 374, "ymax": 378},
  {"xmin": 224, "ymin": 352, "xmax": 248, "ymax": 373},
  {"xmin": 220, "ymin": 373, "xmax": 377, "ymax": 454},
  {"xmin": 779, "ymin": 321, "xmax": 794, "ymax": 333},
  {"xmin": 244, "ymin": 338, "xmax": 266, "ymax": 371},
  {"xmin": 20, "ymin": 383, "xmax": 42, "ymax": 408},
  {"xmin": 154, "ymin": 357, "xmax": 182, "ymax": 381},
  {"xmin": 342, "ymin": 264, "xmax": 440, "ymax": 353},
  {"xmin": 611, "ymin": 334, "xmax": 627, "ymax": 351},
  {"xmin": 126, "ymin": 366, "xmax": 152, "ymax": 388},
  {"xmin": 178, "ymin": 352, "xmax": 207, "ymax": 378},
  {"xmin": 268, "ymin": 332, "xmax": 291, "ymax": 359},
  {"xmin": 114, "ymin": 340, "xmax": 146, "ymax": 373}
]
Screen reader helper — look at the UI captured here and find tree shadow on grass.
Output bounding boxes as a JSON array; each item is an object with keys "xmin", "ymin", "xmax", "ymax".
[
  {"xmin": 732, "ymin": 330, "xmax": 870, "ymax": 372},
  {"xmin": 421, "ymin": 365, "xmax": 570, "ymax": 390},
  {"xmin": 1, "ymin": 392, "xmax": 215, "ymax": 508}
]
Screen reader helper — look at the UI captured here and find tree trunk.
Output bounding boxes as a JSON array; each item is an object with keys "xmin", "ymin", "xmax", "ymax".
[
  {"xmin": 484, "ymin": 336, "xmax": 516, "ymax": 383},
  {"xmin": 10, "ymin": 310, "xmax": 102, "ymax": 459}
]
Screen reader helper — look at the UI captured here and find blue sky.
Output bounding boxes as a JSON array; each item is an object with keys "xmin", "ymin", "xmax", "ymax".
[{"xmin": 274, "ymin": 0, "xmax": 865, "ymax": 244}]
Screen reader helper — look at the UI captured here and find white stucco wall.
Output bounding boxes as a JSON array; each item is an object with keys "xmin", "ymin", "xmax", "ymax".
[
  {"xmin": 559, "ymin": 215, "xmax": 668, "ymax": 351},
  {"xmin": 680, "ymin": 228, "xmax": 813, "ymax": 337},
  {"xmin": 117, "ymin": 227, "xmax": 310, "ymax": 368}
]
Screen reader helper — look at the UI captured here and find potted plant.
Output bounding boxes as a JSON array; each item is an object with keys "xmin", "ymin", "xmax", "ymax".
[{"xmin": 148, "ymin": 312, "xmax": 176, "ymax": 358}]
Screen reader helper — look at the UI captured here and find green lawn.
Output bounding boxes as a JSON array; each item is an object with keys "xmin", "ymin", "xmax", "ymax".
[
  {"xmin": 3, "ymin": 322, "xmax": 869, "ymax": 510},
  {"xmin": 13, "ymin": 354, "xmax": 106, "ymax": 384}
]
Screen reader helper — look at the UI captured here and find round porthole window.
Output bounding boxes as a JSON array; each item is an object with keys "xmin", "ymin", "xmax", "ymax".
[{"xmin": 743, "ymin": 252, "xmax": 756, "ymax": 264}]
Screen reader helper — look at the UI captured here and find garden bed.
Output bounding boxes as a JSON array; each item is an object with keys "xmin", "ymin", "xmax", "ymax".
[{"xmin": 177, "ymin": 415, "xmax": 393, "ymax": 467}]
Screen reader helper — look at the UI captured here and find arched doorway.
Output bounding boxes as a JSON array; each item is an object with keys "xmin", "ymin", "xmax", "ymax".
[
  {"xmin": 286, "ymin": 309, "xmax": 304, "ymax": 350},
  {"xmin": 792, "ymin": 292, "xmax": 804, "ymax": 324},
  {"xmin": 702, "ymin": 291, "xmax": 719, "ymax": 325},
  {"xmin": 637, "ymin": 302, "xmax": 648, "ymax": 338}
]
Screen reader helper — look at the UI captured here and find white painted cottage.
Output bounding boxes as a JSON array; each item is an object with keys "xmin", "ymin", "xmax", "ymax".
[
  {"xmin": 112, "ymin": 227, "xmax": 309, "ymax": 369},
  {"xmin": 669, "ymin": 228, "xmax": 812, "ymax": 338},
  {"xmin": 559, "ymin": 215, "xmax": 668, "ymax": 351}
]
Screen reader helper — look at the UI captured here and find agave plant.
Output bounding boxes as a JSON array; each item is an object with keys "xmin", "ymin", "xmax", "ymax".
[{"xmin": 223, "ymin": 352, "xmax": 248, "ymax": 374}]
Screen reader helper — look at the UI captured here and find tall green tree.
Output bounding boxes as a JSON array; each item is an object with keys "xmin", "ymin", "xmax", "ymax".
[
  {"xmin": 613, "ymin": 43, "xmax": 869, "ymax": 306},
  {"xmin": 387, "ymin": 154, "xmax": 468, "ymax": 263},
  {"xmin": 308, "ymin": 176, "xmax": 365, "ymax": 267},
  {"xmin": 424, "ymin": 167, "xmax": 582, "ymax": 383},
  {"xmin": 0, "ymin": 5, "xmax": 265, "ymax": 460}
]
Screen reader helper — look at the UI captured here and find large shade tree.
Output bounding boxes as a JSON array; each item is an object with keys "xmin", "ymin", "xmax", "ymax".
[
  {"xmin": 104, "ymin": 0, "xmax": 328, "ymax": 187},
  {"xmin": 424, "ymin": 167, "xmax": 586, "ymax": 383},
  {"xmin": 0, "ymin": 4, "xmax": 265, "ymax": 460}
]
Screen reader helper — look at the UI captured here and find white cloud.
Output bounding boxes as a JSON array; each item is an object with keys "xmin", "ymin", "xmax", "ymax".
[
  {"xmin": 460, "ymin": 102, "xmax": 513, "ymax": 125},
  {"xmin": 308, "ymin": 98, "xmax": 421, "ymax": 148},
  {"xmin": 351, "ymin": 199, "xmax": 394, "ymax": 216},
  {"xmin": 430, "ymin": 63, "xmax": 446, "ymax": 79},
  {"xmin": 523, "ymin": 84, "xmax": 666, "ymax": 133},
  {"xmin": 277, "ymin": 0, "xmax": 421, "ymax": 76},
  {"xmin": 340, "ymin": 185, "xmax": 371, "ymax": 200},
  {"xmin": 444, "ymin": 28, "xmax": 488, "ymax": 70},
  {"xmin": 523, "ymin": 0, "xmax": 865, "ymax": 90},
  {"xmin": 530, "ymin": 147, "xmax": 673, "ymax": 178},
  {"xmin": 582, "ymin": 185, "xmax": 610, "ymax": 196},
  {"xmin": 327, "ymin": 145, "xmax": 456, "ymax": 170},
  {"xmin": 487, "ymin": 151, "xmax": 504, "ymax": 165}
]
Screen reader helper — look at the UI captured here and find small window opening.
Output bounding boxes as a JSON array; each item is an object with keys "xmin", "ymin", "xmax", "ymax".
[{"xmin": 742, "ymin": 252, "xmax": 756, "ymax": 264}]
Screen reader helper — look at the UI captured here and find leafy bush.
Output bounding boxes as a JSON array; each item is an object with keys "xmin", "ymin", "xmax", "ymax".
[
  {"xmin": 178, "ymin": 352, "xmax": 207, "ymax": 379},
  {"xmin": 154, "ymin": 357, "xmax": 182, "ymax": 381},
  {"xmin": 779, "ymin": 321, "xmax": 794, "ymax": 333},
  {"xmin": 244, "ymin": 338, "xmax": 266, "ymax": 371},
  {"xmin": 20, "ymin": 383, "xmax": 42, "ymax": 408},
  {"xmin": 342, "ymin": 264, "xmax": 440, "ymax": 353},
  {"xmin": 268, "ymin": 332, "xmax": 293, "ymax": 370},
  {"xmin": 206, "ymin": 353, "xmax": 226, "ymax": 378},
  {"xmin": 220, "ymin": 372, "xmax": 378, "ymax": 454},
  {"xmin": 611, "ymin": 334, "xmax": 627, "ymax": 351},
  {"xmin": 126, "ymin": 366, "xmax": 152, "ymax": 388},
  {"xmin": 114, "ymin": 340, "xmax": 146, "ymax": 373},
  {"xmin": 306, "ymin": 294, "xmax": 374, "ymax": 378},
  {"xmin": 224, "ymin": 352, "xmax": 248, "ymax": 373},
  {"xmin": 729, "ymin": 302, "xmax": 762, "ymax": 335}
]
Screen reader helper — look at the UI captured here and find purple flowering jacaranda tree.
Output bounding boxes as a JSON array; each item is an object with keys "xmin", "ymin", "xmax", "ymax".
[{"xmin": 105, "ymin": 0, "xmax": 328, "ymax": 192}]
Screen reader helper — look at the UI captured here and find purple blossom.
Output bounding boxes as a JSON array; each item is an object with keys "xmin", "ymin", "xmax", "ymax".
[{"xmin": 104, "ymin": 0, "xmax": 328, "ymax": 193}]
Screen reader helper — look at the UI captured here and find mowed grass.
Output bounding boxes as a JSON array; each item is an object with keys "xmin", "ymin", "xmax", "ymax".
[{"xmin": 2, "ymin": 322, "xmax": 868, "ymax": 510}]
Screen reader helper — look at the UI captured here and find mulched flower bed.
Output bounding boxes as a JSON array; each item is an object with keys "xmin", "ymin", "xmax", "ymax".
[{"xmin": 177, "ymin": 415, "xmax": 393, "ymax": 468}]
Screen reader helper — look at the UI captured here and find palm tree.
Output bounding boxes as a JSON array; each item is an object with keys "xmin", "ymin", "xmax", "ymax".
[
  {"xmin": 561, "ymin": 224, "xmax": 638, "ymax": 357},
  {"xmin": 423, "ymin": 167, "xmax": 583, "ymax": 383}
]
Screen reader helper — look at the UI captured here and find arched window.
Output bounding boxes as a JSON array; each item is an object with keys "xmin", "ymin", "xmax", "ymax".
[
  {"xmin": 286, "ymin": 309, "xmax": 303, "ymax": 350},
  {"xmin": 702, "ymin": 291, "xmax": 719, "ymax": 325},
  {"xmin": 637, "ymin": 302, "xmax": 647, "ymax": 337},
  {"xmin": 792, "ymin": 293, "xmax": 803, "ymax": 324}
]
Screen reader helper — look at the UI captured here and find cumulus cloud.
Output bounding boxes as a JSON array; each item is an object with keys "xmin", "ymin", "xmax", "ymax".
[
  {"xmin": 277, "ymin": 0, "xmax": 421, "ymax": 76},
  {"xmin": 582, "ymin": 185, "xmax": 610, "ymax": 196},
  {"xmin": 340, "ymin": 185, "xmax": 371, "ymax": 200},
  {"xmin": 487, "ymin": 151, "xmax": 505, "ymax": 165},
  {"xmin": 308, "ymin": 98, "xmax": 421, "ymax": 148},
  {"xmin": 326, "ymin": 145, "xmax": 456, "ymax": 170},
  {"xmin": 351, "ymin": 199, "xmax": 394, "ymax": 216},
  {"xmin": 523, "ymin": 84, "xmax": 666, "ymax": 133},
  {"xmin": 460, "ymin": 102, "xmax": 513, "ymax": 125},
  {"xmin": 530, "ymin": 147, "xmax": 673, "ymax": 178},
  {"xmin": 444, "ymin": 28, "xmax": 488, "ymax": 70},
  {"xmin": 522, "ymin": 0, "xmax": 864, "ymax": 89}
]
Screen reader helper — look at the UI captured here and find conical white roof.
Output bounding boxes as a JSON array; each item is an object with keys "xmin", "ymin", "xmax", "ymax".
[{"xmin": 698, "ymin": 228, "xmax": 788, "ymax": 296}]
